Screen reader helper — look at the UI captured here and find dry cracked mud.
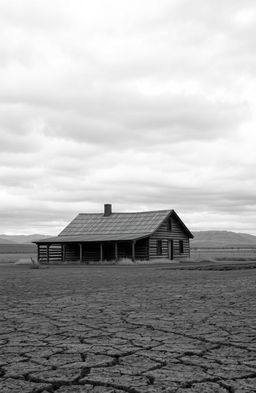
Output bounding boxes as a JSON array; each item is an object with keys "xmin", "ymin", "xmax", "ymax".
[{"xmin": 0, "ymin": 264, "xmax": 256, "ymax": 392}]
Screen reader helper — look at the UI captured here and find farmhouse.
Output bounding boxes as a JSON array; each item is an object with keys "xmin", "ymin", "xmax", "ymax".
[{"xmin": 35, "ymin": 204, "xmax": 193, "ymax": 264}]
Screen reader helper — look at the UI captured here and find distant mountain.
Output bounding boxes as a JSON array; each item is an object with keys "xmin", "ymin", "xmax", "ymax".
[
  {"xmin": 0, "ymin": 237, "xmax": 16, "ymax": 244},
  {"xmin": 2, "ymin": 230, "xmax": 256, "ymax": 248},
  {"xmin": 191, "ymin": 231, "xmax": 256, "ymax": 248},
  {"xmin": 0, "ymin": 234, "xmax": 50, "ymax": 244}
]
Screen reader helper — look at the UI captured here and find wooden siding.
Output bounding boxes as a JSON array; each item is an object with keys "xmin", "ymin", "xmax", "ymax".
[
  {"xmin": 65, "ymin": 244, "xmax": 79, "ymax": 262},
  {"xmin": 38, "ymin": 244, "xmax": 62, "ymax": 264},
  {"xmin": 149, "ymin": 215, "xmax": 190, "ymax": 260},
  {"xmin": 135, "ymin": 238, "xmax": 149, "ymax": 260}
]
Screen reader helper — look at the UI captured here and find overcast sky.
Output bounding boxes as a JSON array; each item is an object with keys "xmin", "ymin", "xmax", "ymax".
[{"xmin": 0, "ymin": 0, "xmax": 256, "ymax": 235}]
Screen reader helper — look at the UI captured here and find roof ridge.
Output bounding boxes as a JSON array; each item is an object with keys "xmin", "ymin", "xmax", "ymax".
[
  {"xmin": 78, "ymin": 209, "xmax": 172, "ymax": 215},
  {"xmin": 61, "ymin": 231, "xmax": 148, "ymax": 234},
  {"xmin": 60, "ymin": 231, "xmax": 147, "ymax": 235}
]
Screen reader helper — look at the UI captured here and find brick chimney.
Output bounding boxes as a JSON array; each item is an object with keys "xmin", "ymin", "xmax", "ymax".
[{"xmin": 104, "ymin": 204, "xmax": 112, "ymax": 216}]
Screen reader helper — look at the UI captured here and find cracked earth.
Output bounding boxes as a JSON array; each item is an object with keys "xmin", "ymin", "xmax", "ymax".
[{"xmin": 0, "ymin": 265, "xmax": 256, "ymax": 393}]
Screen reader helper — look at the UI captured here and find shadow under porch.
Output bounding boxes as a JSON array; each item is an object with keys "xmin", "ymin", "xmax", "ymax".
[{"xmin": 37, "ymin": 238, "xmax": 149, "ymax": 264}]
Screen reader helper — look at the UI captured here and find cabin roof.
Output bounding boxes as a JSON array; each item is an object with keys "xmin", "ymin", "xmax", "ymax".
[
  {"xmin": 60, "ymin": 210, "xmax": 171, "ymax": 236},
  {"xmin": 34, "ymin": 209, "xmax": 193, "ymax": 244}
]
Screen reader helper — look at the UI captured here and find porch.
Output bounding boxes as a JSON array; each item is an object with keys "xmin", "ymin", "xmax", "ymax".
[{"xmin": 37, "ymin": 238, "xmax": 149, "ymax": 264}]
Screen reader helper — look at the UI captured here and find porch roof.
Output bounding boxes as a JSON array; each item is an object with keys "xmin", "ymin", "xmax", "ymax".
[{"xmin": 34, "ymin": 232, "xmax": 151, "ymax": 244}]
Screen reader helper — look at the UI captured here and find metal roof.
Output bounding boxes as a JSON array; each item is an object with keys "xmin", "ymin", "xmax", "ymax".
[
  {"xmin": 34, "ymin": 209, "xmax": 193, "ymax": 244},
  {"xmin": 58, "ymin": 210, "xmax": 171, "ymax": 237}
]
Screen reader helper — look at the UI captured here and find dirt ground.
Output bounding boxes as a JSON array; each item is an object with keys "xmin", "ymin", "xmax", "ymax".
[{"xmin": 0, "ymin": 265, "xmax": 256, "ymax": 393}]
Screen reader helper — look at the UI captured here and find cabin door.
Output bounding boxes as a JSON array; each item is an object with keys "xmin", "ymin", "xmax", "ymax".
[{"xmin": 168, "ymin": 240, "xmax": 174, "ymax": 260}]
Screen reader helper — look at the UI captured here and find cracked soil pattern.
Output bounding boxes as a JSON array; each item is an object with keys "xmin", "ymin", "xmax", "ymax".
[{"xmin": 0, "ymin": 265, "xmax": 256, "ymax": 393}]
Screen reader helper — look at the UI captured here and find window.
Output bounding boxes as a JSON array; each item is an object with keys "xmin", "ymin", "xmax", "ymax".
[
  {"xmin": 168, "ymin": 217, "xmax": 172, "ymax": 231},
  {"xmin": 179, "ymin": 240, "xmax": 184, "ymax": 254},
  {"xmin": 157, "ymin": 240, "xmax": 163, "ymax": 255}
]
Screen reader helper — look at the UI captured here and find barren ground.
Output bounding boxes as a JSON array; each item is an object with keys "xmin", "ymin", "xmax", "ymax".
[{"xmin": 0, "ymin": 264, "xmax": 256, "ymax": 393}]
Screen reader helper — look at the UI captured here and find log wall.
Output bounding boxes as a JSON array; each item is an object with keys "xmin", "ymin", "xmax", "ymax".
[
  {"xmin": 149, "ymin": 215, "xmax": 190, "ymax": 260},
  {"xmin": 65, "ymin": 244, "xmax": 80, "ymax": 262},
  {"xmin": 135, "ymin": 238, "xmax": 149, "ymax": 260},
  {"xmin": 38, "ymin": 244, "xmax": 62, "ymax": 264},
  {"xmin": 37, "ymin": 213, "xmax": 191, "ymax": 264}
]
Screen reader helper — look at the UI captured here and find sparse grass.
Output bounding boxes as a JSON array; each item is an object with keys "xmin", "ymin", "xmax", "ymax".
[
  {"xmin": 29, "ymin": 257, "xmax": 40, "ymax": 269},
  {"xmin": 115, "ymin": 258, "xmax": 173, "ymax": 265},
  {"xmin": 191, "ymin": 247, "xmax": 256, "ymax": 261},
  {"xmin": 116, "ymin": 258, "xmax": 134, "ymax": 265},
  {"xmin": 215, "ymin": 256, "xmax": 256, "ymax": 261},
  {"xmin": 0, "ymin": 253, "xmax": 37, "ymax": 264},
  {"xmin": 29, "ymin": 263, "xmax": 40, "ymax": 269},
  {"xmin": 88, "ymin": 258, "xmax": 173, "ymax": 265},
  {"xmin": 179, "ymin": 262, "xmax": 256, "ymax": 271},
  {"xmin": 1, "ymin": 250, "xmax": 256, "ymax": 266},
  {"xmin": 135, "ymin": 258, "xmax": 172, "ymax": 264},
  {"xmin": 179, "ymin": 257, "xmax": 217, "ymax": 264}
]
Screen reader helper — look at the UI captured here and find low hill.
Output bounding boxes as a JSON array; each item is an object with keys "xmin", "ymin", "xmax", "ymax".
[
  {"xmin": 191, "ymin": 230, "xmax": 256, "ymax": 248},
  {"xmin": 0, "ymin": 234, "xmax": 50, "ymax": 244},
  {"xmin": 2, "ymin": 230, "xmax": 256, "ymax": 249},
  {"xmin": 0, "ymin": 237, "xmax": 16, "ymax": 244}
]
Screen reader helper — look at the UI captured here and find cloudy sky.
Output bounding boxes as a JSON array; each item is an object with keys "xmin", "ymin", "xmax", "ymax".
[{"xmin": 0, "ymin": 0, "xmax": 256, "ymax": 235}]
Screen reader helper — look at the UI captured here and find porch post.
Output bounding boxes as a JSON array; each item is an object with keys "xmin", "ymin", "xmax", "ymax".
[
  {"xmin": 79, "ymin": 243, "xmax": 83, "ymax": 263},
  {"xmin": 115, "ymin": 242, "xmax": 118, "ymax": 262},
  {"xmin": 100, "ymin": 243, "xmax": 103, "ymax": 262},
  {"xmin": 131, "ymin": 240, "xmax": 136, "ymax": 262},
  {"xmin": 37, "ymin": 244, "xmax": 40, "ymax": 263},
  {"xmin": 62, "ymin": 243, "xmax": 66, "ymax": 263},
  {"xmin": 46, "ymin": 244, "xmax": 50, "ymax": 264}
]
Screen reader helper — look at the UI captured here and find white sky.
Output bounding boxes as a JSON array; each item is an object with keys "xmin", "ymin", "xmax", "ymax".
[{"xmin": 0, "ymin": 0, "xmax": 256, "ymax": 235}]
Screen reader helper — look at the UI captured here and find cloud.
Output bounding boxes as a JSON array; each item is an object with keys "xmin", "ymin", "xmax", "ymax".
[
  {"xmin": 0, "ymin": 91, "xmax": 248, "ymax": 151},
  {"xmin": 0, "ymin": 0, "xmax": 255, "ymax": 234}
]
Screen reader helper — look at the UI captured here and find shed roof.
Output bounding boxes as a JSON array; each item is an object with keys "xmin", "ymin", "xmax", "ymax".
[{"xmin": 35, "ymin": 232, "xmax": 151, "ymax": 244}]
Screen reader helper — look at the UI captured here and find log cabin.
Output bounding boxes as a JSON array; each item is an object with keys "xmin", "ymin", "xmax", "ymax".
[{"xmin": 34, "ymin": 204, "xmax": 193, "ymax": 264}]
